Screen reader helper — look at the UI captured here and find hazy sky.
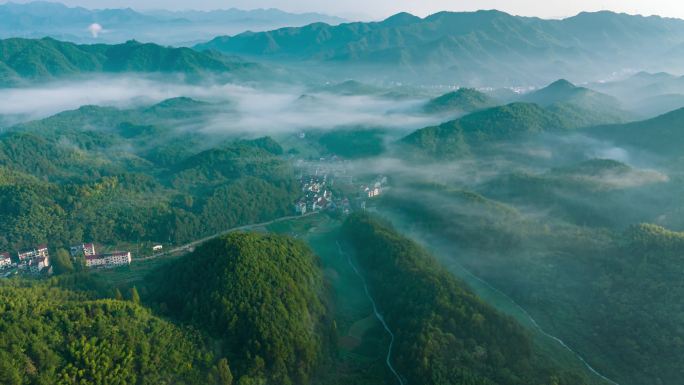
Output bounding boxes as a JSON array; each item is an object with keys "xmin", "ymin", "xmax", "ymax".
[{"xmin": 2, "ymin": 0, "xmax": 684, "ymax": 20}]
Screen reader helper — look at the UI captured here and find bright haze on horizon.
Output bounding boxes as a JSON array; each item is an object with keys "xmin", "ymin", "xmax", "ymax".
[{"xmin": 1, "ymin": 0, "xmax": 684, "ymax": 19}]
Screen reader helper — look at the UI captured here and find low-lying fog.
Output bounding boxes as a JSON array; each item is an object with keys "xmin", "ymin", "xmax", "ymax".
[{"xmin": 0, "ymin": 75, "xmax": 443, "ymax": 134}]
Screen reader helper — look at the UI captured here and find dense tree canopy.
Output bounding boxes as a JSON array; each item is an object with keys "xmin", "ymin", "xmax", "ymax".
[
  {"xmin": 152, "ymin": 232, "xmax": 328, "ymax": 385},
  {"xmin": 0, "ymin": 102, "xmax": 299, "ymax": 252},
  {"xmin": 0, "ymin": 281, "xmax": 215, "ymax": 385}
]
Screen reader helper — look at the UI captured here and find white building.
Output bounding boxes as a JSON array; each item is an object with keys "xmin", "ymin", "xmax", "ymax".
[
  {"xmin": 152, "ymin": 245, "xmax": 163, "ymax": 252},
  {"xmin": 0, "ymin": 252, "xmax": 12, "ymax": 269},
  {"xmin": 18, "ymin": 245, "xmax": 49, "ymax": 262},
  {"xmin": 85, "ymin": 252, "xmax": 132, "ymax": 269}
]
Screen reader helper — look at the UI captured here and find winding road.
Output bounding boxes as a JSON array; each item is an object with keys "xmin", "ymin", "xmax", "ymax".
[{"xmin": 134, "ymin": 212, "xmax": 319, "ymax": 262}]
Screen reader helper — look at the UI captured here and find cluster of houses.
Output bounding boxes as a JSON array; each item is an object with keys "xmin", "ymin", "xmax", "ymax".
[
  {"xmin": 295, "ymin": 174, "xmax": 335, "ymax": 214},
  {"xmin": 360, "ymin": 176, "xmax": 387, "ymax": 199},
  {"xmin": 294, "ymin": 171, "xmax": 389, "ymax": 215},
  {"xmin": 70, "ymin": 243, "xmax": 132, "ymax": 270},
  {"xmin": 0, "ymin": 242, "xmax": 134, "ymax": 277},
  {"xmin": 0, "ymin": 245, "xmax": 51, "ymax": 275}
]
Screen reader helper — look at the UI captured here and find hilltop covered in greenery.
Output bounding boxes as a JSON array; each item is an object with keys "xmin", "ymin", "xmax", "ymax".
[
  {"xmin": 402, "ymin": 103, "xmax": 577, "ymax": 159},
  {"xmin": 151, "ymin": 232, "xmax": 328, "ymax": 385},
  {"xmin": 423, "ymin": 88, "xmax": 498, "ymax": 115},
  {"xmin": 519, "ymin": 79, "xmax": 629, "ymax": 124},
  {"xmin": 0, "ymin": 37, "xmax": 260, "ymax": 85}
]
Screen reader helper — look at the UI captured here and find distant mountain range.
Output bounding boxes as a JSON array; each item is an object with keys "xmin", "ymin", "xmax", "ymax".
[
  {"xmin": 0, "ymin": 1, "xmax": 346, "ymax": 45},
  {"xmin": 0, "ymin": 37, "xmax": 262, "ymax": 85},
  {"xmin": 590, "ymin": 71, "xmax": 684, "ymax": 117},
  {"xmin": 197, "ymin": 10, "xmax": 684, "ymax": 86}
]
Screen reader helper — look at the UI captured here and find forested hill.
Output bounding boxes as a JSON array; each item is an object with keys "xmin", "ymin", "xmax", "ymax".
[
  {"xmin": 423, "ymin": 88, "xmax": 498, "ymax": 115},
  {"xmin": 401, "ymin": 102, "xmax": 614, "ymax": 159},
  {"xmin": 150, "ymin": 232, "xmax": 328, "ymax": 385},
  {"xmin": 0, "ymin": 37, "xmax": 260, "ymax": 85},
  {"xmin": 519, "ymin": 79, "xmax": 628, "ymax": 121},
  {"xmin": 341, "ymin": 213, "xmax": 595, "ymax": 385},
  {"xmin": 196, "ymin": 10, "xmax": 684, "ymax": 85},
  {"xmin": 586, "ymin": 107, "xmax": 684, "ymax": 155}
]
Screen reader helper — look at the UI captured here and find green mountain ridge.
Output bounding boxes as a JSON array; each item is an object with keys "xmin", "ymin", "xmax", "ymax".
[
  {"xmin": 0, "ymin": 37, "xmax": 260, "ymax": 85},
  {"xmin": 519, "ymin": 79, "xmax": 630, "ymax": 123},
  {"xmin": 196, "ymin": 10, "xmax": 684, "ymax": 85},
  {"xmin": 520, "ymin": 79, "xmax": 616, "ymax": 107},
  {"xmin": 423, "ymin": 88, "xmax": 498, "ymax": 115},
  {"xmin": 587, "ymin": 107, "xmax": 684, "ymax": 155},
  {"xmin": 401, "ymin": 102, "xmax": 607, "ymax": 159}
]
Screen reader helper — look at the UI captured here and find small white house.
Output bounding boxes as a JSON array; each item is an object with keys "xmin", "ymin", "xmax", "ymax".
[
  {"xmin": 0, "ymin": 252, "xmax": 12, "ymax": 269},
  {"xmin": 152, "ymin": 245, "xmax": 163, "ymax": 252},
  {"xmin": 85, "ymin": 252, "xmax": 132, "ymax": 269}
]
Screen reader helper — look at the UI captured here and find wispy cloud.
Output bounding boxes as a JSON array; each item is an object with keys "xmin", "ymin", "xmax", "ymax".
[{"xmin": 0, "ymin": 75, "xmax": 442, "ymax": 135}]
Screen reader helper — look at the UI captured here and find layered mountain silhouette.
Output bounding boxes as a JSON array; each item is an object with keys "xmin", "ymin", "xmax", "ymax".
[
  {"xmin": 198, "ymin": 10, "xmax": 684, "ymax": 85},
  {"xmin": 0, "ymin": 1, "xmax": 345, "ymax": 45}
]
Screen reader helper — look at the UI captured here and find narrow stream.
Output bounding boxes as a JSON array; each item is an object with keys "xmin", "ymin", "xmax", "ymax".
[{"xmin": 336, "ymin": 242, "xmax": 405, "ymax": 385}]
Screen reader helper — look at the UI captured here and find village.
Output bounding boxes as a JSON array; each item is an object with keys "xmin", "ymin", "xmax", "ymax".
[
  {"xmin": 0, "ymin": 242, "xmax": 139, "ymax": 277},
  {"xmin": 0, "ymin": 157, "xmax": 389, "ymax": 279},
  {"xmin": 293, "ymin": 156, "xmax": 389, "ymax": 216}
]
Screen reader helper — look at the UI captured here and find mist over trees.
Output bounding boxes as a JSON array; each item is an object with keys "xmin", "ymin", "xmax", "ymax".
[{"xmin": 2, "ymin": 3, "xmax": 684, "ymax": 385}]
